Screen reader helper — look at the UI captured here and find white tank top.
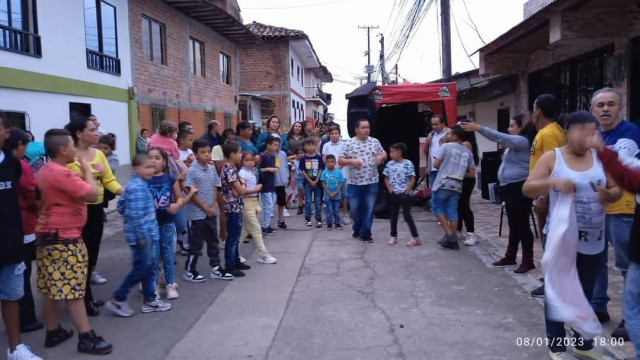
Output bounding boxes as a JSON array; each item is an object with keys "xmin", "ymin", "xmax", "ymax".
[{"xmin": 548, "ymin": 148, "xmax": 606, "ymax": 255}]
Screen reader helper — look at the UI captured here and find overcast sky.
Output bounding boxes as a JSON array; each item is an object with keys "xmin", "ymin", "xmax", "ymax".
[{"xmin": 238, "ymin": 0, "xmax": 527, "ymax": 129}]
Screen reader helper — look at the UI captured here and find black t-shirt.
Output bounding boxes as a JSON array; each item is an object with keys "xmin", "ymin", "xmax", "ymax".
[
  {"xmin": 260, "ymin": 152, "xmax": 276, "ymax": 193},
  {"xmin": 0, "ymin": 150, "xmax": 24, "ymax": 266}
]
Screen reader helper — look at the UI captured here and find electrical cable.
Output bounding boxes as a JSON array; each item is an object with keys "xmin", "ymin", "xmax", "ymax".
[
  {"xmin": 451, "ymin": 0, "xmax": 476, "ymax": 68},
  {"xmin": 460, "ymin": 0, "xmax": 486, "ymax": 44}
]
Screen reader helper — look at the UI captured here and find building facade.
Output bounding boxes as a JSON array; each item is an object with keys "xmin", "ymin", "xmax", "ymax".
[{"xmin": 0, "ymin": 0, "xmax": 134, "ymax": 163}]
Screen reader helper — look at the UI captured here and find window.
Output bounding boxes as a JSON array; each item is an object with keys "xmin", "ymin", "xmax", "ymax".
[
  {"xmin": 0, "ymin": 110, "xmax": 26, "ymax": 130},
  {"xmin": 0, "ymin": 0, "xmax": 41, "ymax": 56},
  {"xmin": 84, "ymin": 0, "xmax": 120, "ymax": 74},
  {"xmin": 296, "ymin": 65, "xmax": 300, "ymax": 81},
  {"xmin": 141, "ymin": 15, "xmax": 165, "ymax": 64},
  {"xmin": 204, "ymin": 111, "xmax": 214, "ymax": 129},
  {"xmin": 290, "ymin": 58, "xmax": 294, "ymax": 76},
  {"xmin": 224, "ymin": 114, "xmax": 232, "ymax": 129},
  {"xmin": 151, "ymin": 105, "xmax": 166, "ymax": 132},
  {"xmin": 69, "ymin": 102, "xmax": 92, "ymax": 122},
  {"xmin": 220, "ymin": 52, "xmax": 230, "ymax": 84},
  {"xmin": 301, "ymin": 69, "xmax": 304, "ymax": 86},
  {"xmin": 189, "ymin": 37, "xmax": 204, "ymax": 76}
]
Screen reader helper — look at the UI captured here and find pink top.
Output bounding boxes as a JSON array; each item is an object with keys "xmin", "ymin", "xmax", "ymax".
[{"xmin": 147, "ymin": 134, "xmax": 180, "ymax": 160}]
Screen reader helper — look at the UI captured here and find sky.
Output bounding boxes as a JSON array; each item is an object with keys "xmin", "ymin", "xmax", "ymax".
[{"xmin": 237, "ymin": 0, "xmax": 528, "ymax": 129}]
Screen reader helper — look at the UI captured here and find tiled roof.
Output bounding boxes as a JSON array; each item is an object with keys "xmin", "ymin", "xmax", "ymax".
[{"xmin": 246, "ymin": 21, "xmax": 308, "ymax": 40}]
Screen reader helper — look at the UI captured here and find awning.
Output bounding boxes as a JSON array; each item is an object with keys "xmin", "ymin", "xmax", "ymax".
[{"xmin": 374, "ymin": 83, "xmax": 458, "ymax": 125}]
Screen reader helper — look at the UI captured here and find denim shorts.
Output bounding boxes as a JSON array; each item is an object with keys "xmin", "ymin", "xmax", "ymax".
[
  {"xmin": 295, "ymin": 174, "xmax": 304, "ymax": 189},
  {"xmin": 0, "ymin": 262, "xmax": 25, "ymax": 301},
  {"xmin": 432, "ymin": 189, "xmax": 460, "ymax": 220}
]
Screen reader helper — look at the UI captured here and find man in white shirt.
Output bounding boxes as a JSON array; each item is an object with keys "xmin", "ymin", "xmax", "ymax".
[{"xmin": 423, "ymin": 115, "xmax": 449, "ymax": 187}]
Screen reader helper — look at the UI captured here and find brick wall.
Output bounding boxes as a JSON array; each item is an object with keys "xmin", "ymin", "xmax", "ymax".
[
  {"xmin": 129, "ymin": 0, "xmax": 240, "ymax": 137},
  {"xmin": 238, "ymin": 40, "xmax": 293, "ymax": 130}
]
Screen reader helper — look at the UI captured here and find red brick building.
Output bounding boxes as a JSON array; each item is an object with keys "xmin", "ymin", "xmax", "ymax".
[
  {"xmin": 129, "ymin": 0, "xmax": 259, "ymax": 136},
  {"xmin": 238, "ymin": 22, "xmax": 332, "ymax": 131}
]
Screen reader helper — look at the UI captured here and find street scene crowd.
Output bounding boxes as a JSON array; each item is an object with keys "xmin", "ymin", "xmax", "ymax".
[{"xmin": 2, "ymin": 87, "xmax": 640, "ymax": 360}]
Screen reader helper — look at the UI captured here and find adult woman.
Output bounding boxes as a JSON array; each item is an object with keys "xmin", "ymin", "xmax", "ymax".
[
  {"xmin": 65, "ymin": 119, "xmax": 123, "ymax": 316},
  {"xmin": 461, "ymin": 115, "xmax": 538, "ymax": 274},
  {"xmin": 456, "ymin": 123, "xmax": 480, "ymax": 246},
  {"xmin": 257, "ymin": 115, "xmax": 289, "ymax": 153},
  {"xmin": 147, "ymin": 122, "xmax": 180, "ymax": 160},
  {"xmin": 286, "ymin": 121, "xmax": 307, "ymax": 156},
  {"xmin": 136, "ymin": 128, "xmax": 149, "ymax": 154}
]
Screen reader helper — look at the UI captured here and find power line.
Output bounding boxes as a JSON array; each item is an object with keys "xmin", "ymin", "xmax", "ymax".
[
  {"xmin": 459, "ymin": 0, "xmax": 485, "ymax": 45},
  {"xmin": 450, "ymin": 2, "xmax": 476, "ymax": 68}
]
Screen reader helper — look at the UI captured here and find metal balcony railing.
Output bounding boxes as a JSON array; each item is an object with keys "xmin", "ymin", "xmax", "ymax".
[
  {"xmin": 86, "ymin": 49, "xmax": 121, "ymax": 76},
  {"xmin": 304, "ymin": 87, "xmax": 328, "ymax": 104},
  {"xmin": 0, "ymin": 24, "xmax": 41, "ymax": 57}
]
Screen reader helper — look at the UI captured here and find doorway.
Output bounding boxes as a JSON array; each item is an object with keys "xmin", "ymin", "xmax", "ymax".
[
  {"xmin": 497, "ymin": 108, "xmax": 510, "ymax": 145},
  {"xmin": 630, "ymin": 37, "xmax": 640, "ymax": 123}
]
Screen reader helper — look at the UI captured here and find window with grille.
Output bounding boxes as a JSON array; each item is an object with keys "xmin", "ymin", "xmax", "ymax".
[
  {"xmin": 224, "ymin": 114, "xmax": 231, "ymax": 129},
  {"xmin": 189, "ymin": 37, "xmax": 204, "ymax": 76},
  {"xmin": 204, "ymin": 111, "xmax": 214, "ymax": 129},
  {"xmin": 141, "ymin": 15, "xmax": 165, "ymax": 64},
  {"xmin": 151, "ymin": 105, "xmax": 166, "ymax": 132},
  {"xmin": 220, "ymin": 52, "xmax": 230, "ymax": 84}
]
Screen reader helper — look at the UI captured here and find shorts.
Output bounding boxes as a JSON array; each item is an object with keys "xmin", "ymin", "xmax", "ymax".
[
  {"xmin": 275, "ymin": 186, "xmax": 287, "ymax": 206},
  {"xmin": 295, "ymin": 174, "xmax": 304, "ymax": 189},
  {"xmin": 36, "ymin": 242, "xmax": 88, "ymax": 300},
  {"xmin": 432, "ymin": 189, "xmax": 460, "ymax": 220},
  {"xmin": 0, "ymin": 262, "xmax": 25, "ymax": 301}
]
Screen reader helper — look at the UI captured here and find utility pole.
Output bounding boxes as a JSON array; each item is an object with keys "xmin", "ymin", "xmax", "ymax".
[
  {"xmin": 358, "ymin": 25, "xmax": 378, "ymax": 83},
  {"xmin": 440, "ymin": 0, "xmax": 452, "ymax": 81},
  {"xmin": 394, "ymin": 64, "xmax": 399, "ymax": 84},
  {"xmin": 379, "ymin": 34, "xmax": 389, "ymax": 85}
]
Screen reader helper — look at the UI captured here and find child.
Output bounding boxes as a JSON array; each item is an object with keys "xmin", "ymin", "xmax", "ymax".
[
  {"xmin": 239, "ymin": 152, "xmax": 277, "ymax": 264},
  {"xmin": 260, "ymin": 136, "xmax": 280, "ymax": 235},
  {"xmin": 0, "ymin": 118, "xmax": 41, "ymax": 359},
  {"xmin": 293, "ymin": 148, "xmax": 305, "ymax": 215},
  {"xmin": 177, "ymin": 129, "xmax": 195, "ymax": 167},
  {"xmin": 183, "ymin": 139, "xmax": 233, "ymax": 282},
  {"xmin": 432, "ymin": 125, "xmax": 475, "ymax": 250},
  {"xmin": 98, "ymin": 133, "xmax": 119, "ymax": 171},
  {"xmin": 320, "ymin": 154, "xmax": 344, "ymax": 230},
  {"xmin": 275, "ymin": 141, "xmax": 291, "ymax": 229},
  {"xmin": 299, "ymin": 137, "xmax": 325, "ymax": 227},
  {"xmin": 106, "ymin": 154, "xmax": 172, "ymax": 317},
  {"xmin": 322, "ymin": 125, "xmax": 349, "ymax": 224},
  {"xmin": 146, "ymin": 147, "xmax": 196, "ymax": 299},
  {"xmin": 221, "ymin": 141, "xmax": 251, "ymax": 277},
  {"xmin": 383, "ymin": 143, "xmax": 420, "ymax": 246},
  {"xmin": 35, "ymin": 128, "xmax": 112, "ymax": 354},
  {"xmin": 175, "ymin": 129, "xmax": 194, "ymax": 256}
]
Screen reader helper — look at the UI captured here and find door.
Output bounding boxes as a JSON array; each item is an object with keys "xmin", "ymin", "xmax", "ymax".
[
  {"xmin": 631, "ymin": 37, "xmax": 640, "ymax": 123},
  {"xmin": 497, "ymin": 107, "xmax": 510, "ymax": 148}
]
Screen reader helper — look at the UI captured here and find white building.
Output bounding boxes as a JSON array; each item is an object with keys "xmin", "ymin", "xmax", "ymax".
[{"xmin": 0, "ymin": 0, "xmax": 134, "ymax": 164}]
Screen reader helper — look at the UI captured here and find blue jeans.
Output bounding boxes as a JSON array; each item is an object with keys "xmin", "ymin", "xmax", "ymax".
[
  {"xmin": 348, "ymin": 183, "xmax": 378, "ymax": 239},
  {"xmin": 591, "ymin": 214, "xmax": 633, "ymax": 312},
  {"xmin": 325, "ymin": 197, "xmax": 341, "ymax": 226},
  {"xmin": 429, "ymin": 171, "xmax": 438, "ymax": 209},
  {"xmin": 304, "ymin": 183, "xmax": 323, "ymax": 220},
  {"xmin": 224, "ymin": 212, "xmax": 242, "ymax": 270},
  {"xmin": 155, "ymin": 223, "xmax": 176, "ymax": 285},
  {"xmin": 545, "ymin": 251, "xmax": 600, "ymax": 353},
  {"xmin": 114, "ymin": 241, "xmax": 156, "ymax": 303},
  {"xmin": 623, "ymin": 261, "xmax": 640, "ymax": 359},
  {"xmin": 260, "ymin": 192, "xmax": 276, "ymax": 228},
  {"xmin": 432, "ymin": 189, "xmax": 460, "ymax": 220},
  {"xmin": 174, "ymin": 207, "xmax": 189, "ymax": 249}
]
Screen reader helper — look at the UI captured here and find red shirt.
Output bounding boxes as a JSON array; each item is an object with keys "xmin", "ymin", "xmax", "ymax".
[
  {"xmin": 18, "ymin": 159, "xmax": 37, "ymax": 235},
  {"xmin": 147, "ymin": 134, "xmax": 180, "ymax": 160},
  {"xmin": 36, "ymin": 162, "xmax": 92, "ymax": 239}
]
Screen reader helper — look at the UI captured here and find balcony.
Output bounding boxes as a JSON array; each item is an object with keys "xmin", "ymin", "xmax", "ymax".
[
  {"xmin": 0, "ymin": 24, "xmax": 41, "ymax": 57},
  {"xmin": 304, "ymin": 87, "xmax": 331, "ymax": 106},
  {"xmin": 86, "ymin": 49, "xmax": 121, "ymax": 76}
]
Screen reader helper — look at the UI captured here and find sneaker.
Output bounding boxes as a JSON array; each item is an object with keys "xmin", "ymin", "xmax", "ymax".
[
  {"xmin": 7, "ymin": 344, "xmax": 42, "ymax": 360},
  {"xmin": 549, "ymin": 351, "xmax": 575, "ymax": 360},
  {"xmin": 239, "ymin": 256, "xmax": 247, "ymax": 264},
  {"xmin": 183, "ymin": 271, "xmax": 206, "ymax": 283},
  {"xmin": 388, "ymin": 237, "xmax": 397, "ymax": 246},
  {"xmin": 360, "ymin": 237, "xmax": 373, "ymax": 243},
  {"xmin": 316, "ymin": 219, "xmax": 323, "ymax": 228},
  {"xmin": 45, "ymin": 326, "xmax": 74, "ymax": 348},
  {"xmin": 141, "ymin": 299, "xmax": 172, "ymax": 313},
  {"xmin": 463, "ymin": 233, "xmax": 477, "ymax": 246},
  {"xmin": 237, "ymin": 262, "xmax": 251, "ymax": 271},
  {"xmin": 573, "ymin": 347, "xmax": 615, "ymax": 360},
  {"xmin": 165, "ymin": 284, "xmax": 179, "ymax": 300},
  {"xmin": 77, "ymin": 330, "xmax": 113, "ymax": 355},
  {"xmin": 305, "ymin": 219, "xmax": 313, "ymax": 227},
  {"xmin": 514, "ymin": 263, "xmax": 536, "ymax": 275},
  {"xmin": 297, "ymin": 207, "xmax": 303, "ymax": 215},
  {"xmin": 595, "ymin": 311, "xmax": 610, "ymax": 324},
  {"xmin": 105, "ymin": 299, "xmax": 135, "ymax": 318},
  {"xmin": 611, "ymin": 320, "xmax": 630, "ymax": 341},
  {"xmin": 327, "ymin": 224, "xmax": 333, "ymax": 230},
  {"xmin": 262, "ymin": 228, "xmax": 275, "ymax": 236},
  {"xmin": 352, "ymin": 231, "xmax": 359, "ymax": 239},
  {"xmin": 20, "ymin": 322, "xmax": 44, "ymax": 334},
  {"xmin": 493, "ymin": 258, "xmax": 517, "ymax": 267},
  {"xmin": 531, "ymin": 284, "xmax": 545, "ymax": 298},
  {"xmin": 437, "ymin": 235, "xmax": 448, "ymax": 245},
  {"xmin": 268, "ymin": 226, "xmax": 277, "ymax": 233},
  {"xmin": 227, "ymin": 268, "xmax": 246, "ymax": 277},
  {"xmin": 284, "ymin": 208, "xmax": 290, "ymax": 217},
  {"xmin": 342, "ymin": 214, "xmax": 351, "ymax": 225},
  {"xmin": 440, "ymin": 234, "xmax": 459, "ymax": 250},
  {"xmin": 258, "ymin": 253, "xmax": 278, "ymax": 264},
  {"xmin": 90, "ymin": 272, "xmax": 107, "ymax": 285},
  {"xmin": 210, "ymin": 266, "xmax": 234, "ymax": 281},
  {"xmin": 278, "ymin": 220, "xmax": 287, "ymax": 229},
  {"xmin": 456, "ymin": 231, "xmax": 466, "ymax": 240},
  {"xmin": 335, "ymin": 224, "xmax": 343, "ymax": 230},
  {"xmin": 406, "ymin": 238, "xmax": 422, "ymax": 247}
]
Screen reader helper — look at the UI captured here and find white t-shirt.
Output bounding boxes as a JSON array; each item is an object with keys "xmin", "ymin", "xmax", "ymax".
[
  {"xmin": 429, "ymin": 129, "xmax": 448, "ymax": 171},
  {"xmin": 239, "ymin": 167, "xmax": 258, "ymax": 197},
  {"xmin": 179, "ymin": 148, "xmax": 193, "ymax": 162},
  {"xmin": 322, "ymin": 140, "xmax": 348, "ymax": 180}
]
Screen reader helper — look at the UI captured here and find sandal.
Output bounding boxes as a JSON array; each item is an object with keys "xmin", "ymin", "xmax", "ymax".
[
  {"xmin": 406, "ymin": 238, "xmax": 422, "ymax": 247},
  {"xmin": 388, "ymin": 237, "xmax": 397, "ymax": 246}
]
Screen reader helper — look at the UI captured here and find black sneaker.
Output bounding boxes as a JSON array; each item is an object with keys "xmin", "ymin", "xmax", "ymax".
[
  {"xmin": 237, "ymin": 262, "xmax": 251, "ymax": 271},
  {"xmin": 278, "ymin": 220, "xmax": 287, "ymax": 229},
  {"xmin": 183, "ymin": 270, "xmax": 206, "ymax": 283},
  {"xmin": 612, "ymin": 320, "xmax": 630, "ymax": 341},
  {"xmin": 531, "ymin": 284, "xmax": 545, "ymax": 298},
  {"xmin": 85, "ymin": 300, "xmax": 100, "ymax": 317},
  {"xmin": 227, "ymin": 268, "xmax": 246, "ymax": 277},
  {"xmin": 335, "ymin": 224, "xmax": 343, "ymax": 230},
  {"xmin": 262, "ymin": 228, "xmax": 275, "ymax": 236},
  {"xmin": 210, "ymin": 266, "xmax": 234, "ymax": 281},
  {"xmin": 327, "ymin": 224, "xmax": 333, "ymax": 230},
  {"xmin": 316, "ymin": 219, "xmax": 323, "ymax": 228},
  {"xmin": 77, "ymin": 330, "xmax": 113, "ymax": 355},
  {"xmin": 305, "ymin": 219, "xmax": 313, "ymax": 227},
  {"xmin": 20, "ymin": 321, "xmax": 43, "ymax": 334},
  {"xmin": 595, "ymin": 310, "xmax": 610, "ymax": 324},
  {"xmin": 360, "ymin": 237, "xmax": 373, "ymax": 243},
  {"xmin": 45, "ymin": 325, "xmax": 74, "ymax": 348},
  {"xmin": 440, "ymin": 234, "xmax": 459, "ymax": 250},
  {"xmin": 352, "ymin": 231, "xmax": 359, "ymax": 238},
  {"xmin": 297, "ymin": 207, "xmax": 303, "ymax": 215},
  {"xmin": 268, "ymin": 226, "xmax": 277, "ymax": 233}
]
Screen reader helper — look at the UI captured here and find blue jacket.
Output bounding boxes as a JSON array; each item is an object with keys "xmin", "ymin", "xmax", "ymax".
[
  {"xmin": 600, "ymin": 120, "xmax": 640, "ymax": 159},
  {"xmin": 256, "ymin": 132, "xmax": 289, "ymax": 154},
  {"xmin": 117, "ymin": 175, "xmax": 159, "ymax": 246}
]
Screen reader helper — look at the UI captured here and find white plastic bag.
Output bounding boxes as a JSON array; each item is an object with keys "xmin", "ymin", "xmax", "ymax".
[{"xmin": 542, "ymin": 193, "xmax": 601, "ymax": 339}]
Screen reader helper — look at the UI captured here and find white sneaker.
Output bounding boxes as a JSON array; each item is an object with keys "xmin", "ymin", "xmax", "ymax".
[
  {"xmin": 105, "ymin": 299, "xmax": 135, "ymax": 317},
  {"xmin": 239, "ymin": 256, "xmax": 247, "ymax": 264},
  {"xmin": 7, "ymin": 344, "xmax": 42, "ymax": 360},
  {"xmin": 284, "ymin": 208, "xmax": 290, "ymax": 217},
  {"xmin": 342, "ymin": 214, "xmax": 351, "ymax": 225},
  {"xmin": 464, "ymin": 233, "xmax": 477, "ymax": 246},
  {"xmin": 91, "ymin": 272, "xmax": 107, "ymax": 284},
  {"xmin": 165, "ymin": 283, "xmax": 179, "ymax": 300},
  {"xmin": 141, "ymin": 299, "xmax": 172, "ymax": 313},
  {"xmin": 258, "ymin": 253, "xmax": 277, "ymax": 264}
]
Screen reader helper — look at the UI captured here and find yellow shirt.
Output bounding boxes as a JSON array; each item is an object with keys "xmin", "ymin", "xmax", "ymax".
[
  {"xmin": 530, "ymin": 122, "xmax": 565, "ymax": 171},
  {"xmin": 67, "ymin": 149, "xmax": 122, "ymax": 204}
]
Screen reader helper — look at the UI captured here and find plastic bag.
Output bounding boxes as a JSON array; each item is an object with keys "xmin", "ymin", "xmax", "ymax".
[{"xmin": 542, "ymin": 193, "xmax": 601, "ymax": 338}]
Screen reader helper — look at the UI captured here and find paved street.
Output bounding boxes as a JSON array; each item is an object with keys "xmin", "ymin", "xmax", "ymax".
[{"xmin": 0, "ymin": 193, "xmax": 633, "ymax": 359}]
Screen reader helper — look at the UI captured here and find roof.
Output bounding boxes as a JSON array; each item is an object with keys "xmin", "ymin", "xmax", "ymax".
[
  {"xmin": 246, "ymin": 21, "xmax": 307, "ymax": 40},
  {"xmin": 163, "ymin": 0, "xmax": 260, "ymax": 43}
]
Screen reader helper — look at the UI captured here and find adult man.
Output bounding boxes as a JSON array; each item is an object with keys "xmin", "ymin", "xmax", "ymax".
[
  {"xmin": 339, "ymin": 119, "xmax": 387, "ymax": 243},
  {"xmin": 201, "ymin": 120, "xmax": 221, "ymax": 148},
  {"xmin": 319, "ymin": 121, "xmax": 335, "ymax": 154},
  {"xmin": 236, "ymin": 121, "xmax": 259, "ymax": 156},
  {"xmin": 590, "ymin": 87, "xmax": 640, "ymax": 340},
  {"xmin": 529, "ymin": 94, "xmax": 565, "ymax": 298},
  {"xmin": 423, "ymin": 115, "xmax": 449, "ymax": 187},
  {"xmin": 179, "ymin": 121, "xmax": 193, "ymax": 133}
]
